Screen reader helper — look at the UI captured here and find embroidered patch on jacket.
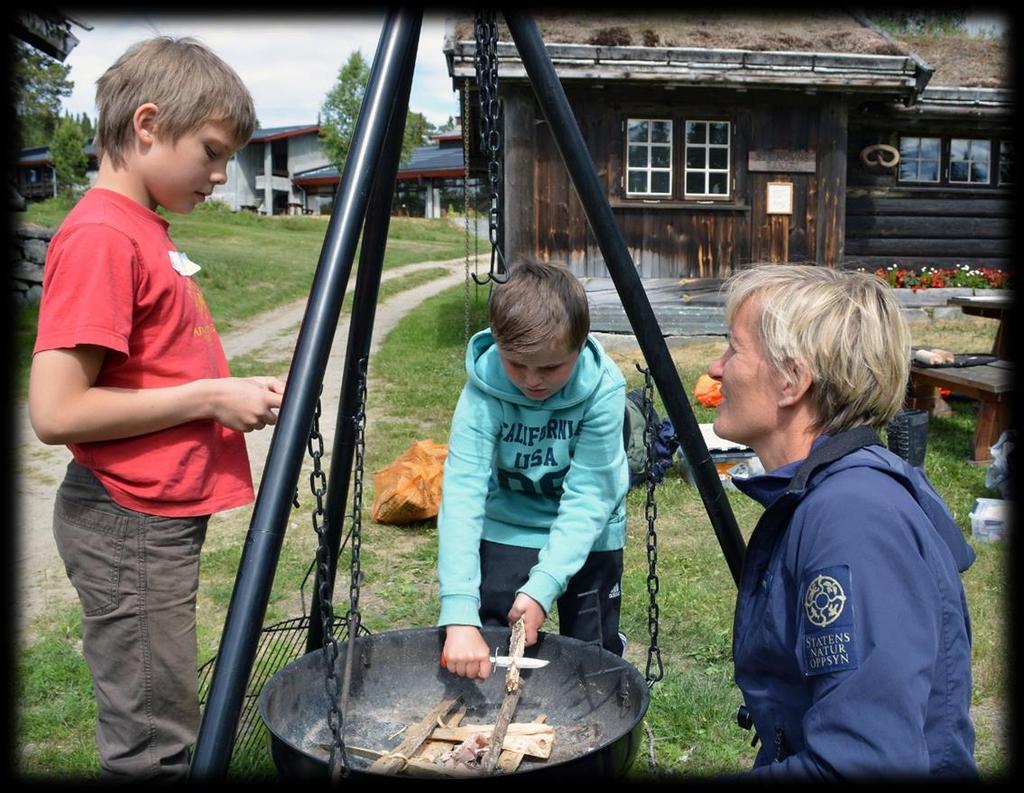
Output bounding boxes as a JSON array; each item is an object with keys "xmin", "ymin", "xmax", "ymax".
[{"xmin": 801, "ymin": 564, "xmax": 858, "ymax": 676}]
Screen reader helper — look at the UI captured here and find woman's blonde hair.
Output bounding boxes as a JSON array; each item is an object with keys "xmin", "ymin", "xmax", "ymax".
[
  {"xmin": 95, "ymin": 36, "xmax": 256, "ymax": 167},
  {"xmin": 723, "ymin": 263, "xmax": 911, "ymax": 433},
  {"xmin": 489, "ymin": 259, "xmax": 590, "ymax": 355}
]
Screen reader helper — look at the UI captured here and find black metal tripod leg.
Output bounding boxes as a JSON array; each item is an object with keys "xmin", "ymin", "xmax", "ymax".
[
  {"xmin": 189, "ymin": 9, "xmax": 424, "ymax": 780},
  {"xmin": 305, "ymin": 12, "xmax": 422, "ymax": 655}
]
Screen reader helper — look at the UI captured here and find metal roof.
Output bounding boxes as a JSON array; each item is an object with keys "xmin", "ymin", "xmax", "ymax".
[
  {"xmin": 294, "ymin": 142, "xmax": 464, "ymax": 183},
  {"xmin": 19, "ymin": 141, "xmax": 97, "ymax": 165},
  {"xmin": 250, "ymin": 125, "xmax": 320, "ymax": 142}
]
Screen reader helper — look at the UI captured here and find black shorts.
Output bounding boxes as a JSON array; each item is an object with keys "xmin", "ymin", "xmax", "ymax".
[{"xmin": 477, "ymin": 539, "xmax": 624, "ymax": 655}]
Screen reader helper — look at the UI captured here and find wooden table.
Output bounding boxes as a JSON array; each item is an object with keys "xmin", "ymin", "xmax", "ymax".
[
  {"xmin": 947, "ymin": 294, "xmax": 1014, "ymax": 359},
  {"xmin": 908, "ymin": 359, "xmax": 1014, "ymax": 463}
]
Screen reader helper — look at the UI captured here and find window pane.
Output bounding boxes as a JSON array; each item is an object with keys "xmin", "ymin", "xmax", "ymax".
[
  {"xmin": 628, "ymin": 145, "xmax": 647, "ymax": 167},
  {"xmin": 685, "ymin": 122, "xmax": 706, "ymax": 144},
  {"xmin": 950, "ymin": 160, "xmax": 969, "ymax": 182},
  {"xmin": 686, "ymin": 147, "xmax": 706, "ymax": 169},
  {"xmin": 920, "ymin": 137, "xmax": 940, "ymax": 158},
  {"xmin": 971, "ymin": 140, "xmax": 991, "ymax": 164},
  {"xmin": 709, "ymin": 122, "xmax": 729, "ymax": 145},
  {"xmin": 709, "ymin": 147, "xmax": 728, "ymax": 169},
  {"xmin": 899, "ymin": 137, "xmax": 920, "ymax": 157},
  {"xmin": 686, "ymin": 172, "xmax": 705, "ymax": 194},
  {"xmin": 650, "ymin": 171, "xmax": 671, "ymax": 194},
  {"xmin": 971, "ymin": 162, "xmax": 989, "ymax": 183},
  {"xmin": 949, "ymin": 138, "xmax": 968, "ymax": 161},
  {"xmin": 919, "ymin": 160, "xmax": 939, "ymax": 182},
  {"xmin": 899, "ymin": 161, "xmax": 918, "ymax": 181},
  {"xmin": 651, "ymin": 121, "xmax": 671, "ymax": 142},
  {"xmin": 628, "ymin": 120, "xmax": 649, "ymax": 142},
  {"xmin": 627, "ymin": 171, "xmax": 647, "ymax": 193},
  {"xmin": 650, "ymin": 145, "xmax": 671, "ymax": 167},
  {"xmin": 708, "ymin": 173, "xmax": 728, "ymax": 194}
]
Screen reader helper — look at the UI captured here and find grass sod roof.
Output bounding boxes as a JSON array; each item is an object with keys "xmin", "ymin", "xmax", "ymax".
[{"xmin": 451, "ymin": 11, "xmax": 1009, "ymax": 88}]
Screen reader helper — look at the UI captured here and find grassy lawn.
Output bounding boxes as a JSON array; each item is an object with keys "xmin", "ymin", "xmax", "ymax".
[{"xmin": 13, "ymin": 202, "xmax": 1008, "ymax": 779}]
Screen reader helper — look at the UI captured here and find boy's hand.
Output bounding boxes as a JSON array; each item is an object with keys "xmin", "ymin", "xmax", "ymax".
[
  {"xmin": 442, "ymin": 625, "xmax": 492, "ymax": 680},
  {"xmin": 210, "ymin": 376, "xmax": 285, "ymax": 432},
  {"xmin": 508, "ymin": 593, "xmax": 545, "ymax": 647}
]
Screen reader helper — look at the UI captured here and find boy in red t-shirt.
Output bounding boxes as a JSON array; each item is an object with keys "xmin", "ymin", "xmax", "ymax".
[{"xmin": 28, "ymin": 37, "xmax": 284, "ymax": 781}]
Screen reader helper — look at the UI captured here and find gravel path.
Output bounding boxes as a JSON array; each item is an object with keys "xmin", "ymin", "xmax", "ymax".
[{"xmin": 13, "ymin": 256, "xmax": 477, "ymax": 645}]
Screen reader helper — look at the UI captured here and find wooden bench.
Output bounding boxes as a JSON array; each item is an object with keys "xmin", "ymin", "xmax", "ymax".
[{"xmin": 908, "ymin": 360, "xmax": 1014, "ymax": 463}]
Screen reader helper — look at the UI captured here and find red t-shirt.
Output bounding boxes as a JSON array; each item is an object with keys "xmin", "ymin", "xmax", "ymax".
[{"xmin": 34, "ymin": 188, "xmax": 255, "ymax": 517}]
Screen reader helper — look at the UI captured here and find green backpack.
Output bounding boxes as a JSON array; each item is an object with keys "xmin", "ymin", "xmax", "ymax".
[{"xmin": 623, "ymin": 389, "xmax": 659, "ymax": 487}]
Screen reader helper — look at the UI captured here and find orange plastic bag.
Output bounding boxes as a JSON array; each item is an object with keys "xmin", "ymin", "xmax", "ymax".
[
  {"xmin": 695, "ymin": 374, "xmax": 723, "ymax": 408},
  {"xmin": 371, "ymin": 439, "xmax": 448, "ymax": 525}
]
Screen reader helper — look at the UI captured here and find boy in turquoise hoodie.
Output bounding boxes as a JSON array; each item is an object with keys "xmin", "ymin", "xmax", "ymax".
[{"xmin": 438, "ymin": 259, "xmax": 629, "ymax": 680}]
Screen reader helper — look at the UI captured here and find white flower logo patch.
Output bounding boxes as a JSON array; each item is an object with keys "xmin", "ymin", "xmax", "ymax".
[{"xmin": 803, "ymin": 573, "xmax": 847, "ymax": 627}]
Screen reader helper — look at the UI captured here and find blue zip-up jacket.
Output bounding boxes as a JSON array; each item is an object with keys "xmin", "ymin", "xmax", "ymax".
[
  {"xmin": 437, "ymin": 330, "xmax": 628, "ymax": 627},
  {"xmin": 732, "ymin": 429, "xmax": 977, "ymax": 780}
]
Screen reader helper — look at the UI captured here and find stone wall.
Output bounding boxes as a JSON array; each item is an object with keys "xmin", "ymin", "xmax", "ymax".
[{"xmin": 12, "ymin": 223, "xmax": 52, "ymax": 306}]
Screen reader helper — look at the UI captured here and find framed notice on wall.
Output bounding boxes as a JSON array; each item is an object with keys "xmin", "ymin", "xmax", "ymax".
[{"xmin": 766, "ymin": 181, "xmax": 793, "ymax": 215}]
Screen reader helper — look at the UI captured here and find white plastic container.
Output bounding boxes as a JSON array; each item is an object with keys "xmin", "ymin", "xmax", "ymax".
[{"xmin": 969, "ymin": 498, "xmax": 1010, "ymax": 543}]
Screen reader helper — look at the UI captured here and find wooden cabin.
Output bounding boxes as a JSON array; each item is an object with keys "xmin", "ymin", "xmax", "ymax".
[{"xmin": 444, "ymin": 12, "xmax": 1012, "ymax": 278}]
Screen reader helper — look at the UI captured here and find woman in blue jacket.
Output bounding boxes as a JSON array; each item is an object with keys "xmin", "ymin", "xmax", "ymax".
[{"xmin": 707, "ymin": 264, "xmax": 976, "ymax": 780}]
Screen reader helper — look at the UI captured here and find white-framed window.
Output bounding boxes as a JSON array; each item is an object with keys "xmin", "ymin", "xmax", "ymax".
[
  {"xmin": 684, "ymin": 120, "xmax": 730, "ymax": 197},
  {"xmin": 626, "ymin": 118, "xmax": 673, "ymax": 196},
  {"xmin": 999, "ymin": 141, "xmax": 1014, "ymax": 185},
  {"xmin": 949, "ymin": 138, "xmax": 991, "ymax": 184},
  {"xmin": 898, "ymin": 136, "xmax": 941, "ymax": 183}
]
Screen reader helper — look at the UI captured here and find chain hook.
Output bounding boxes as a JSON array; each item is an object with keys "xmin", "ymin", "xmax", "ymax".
[{"xmin": 471, "ymin": 10, "xmax": 508, "ymax": 287}]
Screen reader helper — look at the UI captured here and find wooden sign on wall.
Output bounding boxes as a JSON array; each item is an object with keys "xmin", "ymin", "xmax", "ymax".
[{"xmin": 748, "ymin": 149, "xmax": 816, "ymax": 173}]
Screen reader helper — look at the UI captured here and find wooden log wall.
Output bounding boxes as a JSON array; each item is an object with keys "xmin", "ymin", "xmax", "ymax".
[
  {"xmin": 845, "ymin": 116, "xmax": 1013, "ymax": 272},
  {"xmin": 504, "ymin": 84, "xmax": 841, "ymax": 278}
]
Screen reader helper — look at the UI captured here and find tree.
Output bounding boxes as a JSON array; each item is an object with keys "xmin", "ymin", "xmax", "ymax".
[
  {"xmin": 51, "ymin": 117, "xmax": 88, "ymax": 196},
  {"xmin": 320, "ymin": 51, "xmax": 370, "ymax": 172},
  {"xmin": 320, "ymin": 50, "xmax": 440, "ymax": 172},
  {"xmin": 14, "ymin": 41, "xmax": 74, "ymax": 149},
  {"xmin": 401, "ymin": 111, "xmax": 434, "ymax": 165}
]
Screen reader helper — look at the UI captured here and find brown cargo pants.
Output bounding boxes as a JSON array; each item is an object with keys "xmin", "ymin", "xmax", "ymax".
[{"xmin": 52, "ymin": 461, "xmax": 209, "ymax": 782}]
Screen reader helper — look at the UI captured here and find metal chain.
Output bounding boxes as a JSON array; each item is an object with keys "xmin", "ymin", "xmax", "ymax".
[
  {"xmin": 346, "ymin": 357, "xmax": 368, "ymax": 627},
  {"xmin": 473, "ymin": 11, "xmax": 507, "ymax": 285},
  {"xmin": 462, "ymin": 78, "xmax": 473, "ymax": 346},
  {"xmin": 637, "ymin": 364, "xmax": 664, "ymax": 688},
  {"xmin": 308, "ymin": 390, "xmax": 348, "ymax": 780}
]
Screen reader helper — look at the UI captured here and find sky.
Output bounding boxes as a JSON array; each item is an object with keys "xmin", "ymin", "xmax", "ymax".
[{"xmin": 57, "ymin": 12, "xmax": 462, "ymax": 131}]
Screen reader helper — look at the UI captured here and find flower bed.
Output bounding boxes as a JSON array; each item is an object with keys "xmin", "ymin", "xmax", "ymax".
[{"xmin": 868, "ymin": 264, "xmax": 1012, "ymax": 291}]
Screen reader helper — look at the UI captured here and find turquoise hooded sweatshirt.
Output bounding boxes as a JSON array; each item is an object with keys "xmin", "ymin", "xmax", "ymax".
[{"xmin": 437, "ymin": 329, "xmax": 629, "ymax": 627}]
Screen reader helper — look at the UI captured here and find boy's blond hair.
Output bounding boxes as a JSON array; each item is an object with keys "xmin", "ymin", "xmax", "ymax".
[
  {"xmin": 95, "ymin": 36, "xmax": 256, "ymax": 167},
  {"xmin": 723, "ymin": 263, "xmax": 911, "ymax": 434},
  {"xmin": 489, "ymin": 259, "xmax": 590, "ymax": 355}
]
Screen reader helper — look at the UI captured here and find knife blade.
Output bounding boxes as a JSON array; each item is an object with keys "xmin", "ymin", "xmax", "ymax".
[
  {"xmin": 491, "ymin": 655, "xmax": 549, "ymax": 669},
  {"xmin": 439, "ymin": 652, "xmax": 549, "ymax": 670}
]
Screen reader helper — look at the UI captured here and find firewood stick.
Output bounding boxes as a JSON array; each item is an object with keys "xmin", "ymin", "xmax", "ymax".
[
  {"xmin": 428, "ymin": 723, "xmax": 553, "ymax": 741},
  {"xmin": 497, "ymin": 714, "xmax": 548, "ymax": 774},
  {"xmin": 368, "ymin": 696, "xmax": 461, "ymax": 775},
  {"xmin": 480, "ymin": 617, "xmax": 526, "ymax": 773},
  {"xmin": 416, "ymin": 703, "xmax": 468, "ymax": 763}
]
